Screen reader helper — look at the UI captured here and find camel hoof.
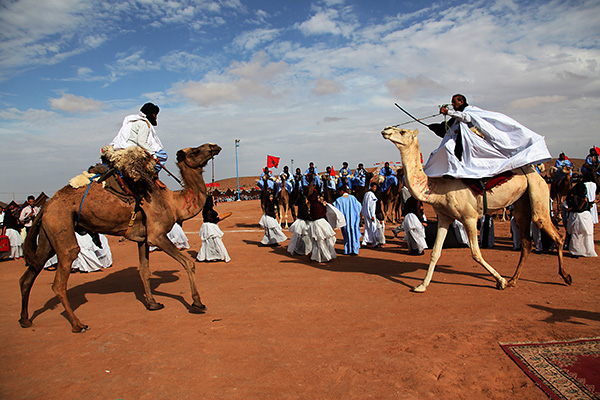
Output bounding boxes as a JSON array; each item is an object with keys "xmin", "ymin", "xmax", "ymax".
[
  {"xmin": 189, "ymin": 303, "xmax": 207, "ymax": 314},
  {"xmin": 563, "ymin": 274, "xmax": 573, "ymax": 286},
  {"xmin": 506, "ymin": 279, "xmax": 517, "ymax": 288},
  {"xmin": 146, "ymin": 302, "xmax": 165, "ymax": 311},
  {"xmin": 496, "ymin": 278, "xmax": 507, "ymax": 290},
  {"xmin": 19, "ymin": 318, "xmax": 32, "ymax": 328},
  {"xmin": 411, "ymin": 284, "xmax": 427, "ymax": 293},
  {"xmin": 72, "ymin": 324, "xmax": 89, "ymax": 333}
]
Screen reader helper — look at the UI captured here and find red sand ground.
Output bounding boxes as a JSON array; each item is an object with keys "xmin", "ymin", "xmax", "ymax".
[{"xmin": 1, "ymin": 200, "xmax": 599, "ymax": 399}]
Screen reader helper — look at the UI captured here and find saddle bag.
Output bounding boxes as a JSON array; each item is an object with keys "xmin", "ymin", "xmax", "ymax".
[{"xmin": 0, "ymin": 235, "xmax": 10, "ymax": 252}]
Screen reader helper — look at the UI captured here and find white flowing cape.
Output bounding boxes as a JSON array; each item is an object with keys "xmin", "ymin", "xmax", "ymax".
[{"xmin": 424, "ymin": 106, "xmax": 551, "ymax": 178}]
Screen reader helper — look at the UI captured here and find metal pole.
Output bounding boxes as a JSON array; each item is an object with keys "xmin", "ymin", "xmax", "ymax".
[
  {"xmin": 235, "ymin": 139, "xmax": 240, "ymax": 201},
  {"xmin": 291, "ymin": 159, "xmax": 294, "ymax": 172}
]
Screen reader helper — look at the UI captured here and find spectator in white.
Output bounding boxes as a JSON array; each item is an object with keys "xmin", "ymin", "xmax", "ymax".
[
  {"xmin": 110, "ymin": 102, "xmax": 168, "ymax": 188},
  {"xmin": 19, "ymin": 195, "xmax": 40, "ymax": 234},
  {"xmin": 362, "ymin": 182, "xmax": 381, "ymax": 247},
  {"xmin": 565, "ymin": 182, "xmax": 597, "ymax": 258},
  {"xmin": 583, "ymin": 175, "xmax": 598, "ymax": 225}
]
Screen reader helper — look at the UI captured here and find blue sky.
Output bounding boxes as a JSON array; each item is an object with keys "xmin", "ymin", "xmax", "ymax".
[{"xmin": 1, "ymin": 0, "xmax": 598, "ymax": 202}]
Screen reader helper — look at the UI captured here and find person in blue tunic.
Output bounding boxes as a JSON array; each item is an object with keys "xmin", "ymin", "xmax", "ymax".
[
  {"xmin": 379, "ymin": 162, "xmax": 398, "ymax": 193},
  {"xmin": 276, "ymin": 166, "xmax": 293, "ymax": 196},
  {"xmin": 303, "ymin": 162, "xmax": 321, "ymax": 188},
  {"xmin": 581, "ymin": 147, "xmax": 599, "ymax": 180},
  {"xmin": 337, "ymin": 162, "xmax": 352, "ymax": 189},
  {"xmin": 258, "ymin": 167, "xmax": 276, "ymax": 191},
  {"xmin": 351, "ymin": 163, "xmax": 367, "ymax": 190},
  {"xmin": 333, "ymin": 185, "xmax": 362, "ymax": 255},
  {"xmin": 323, "ymin": 166, "xmax": 337, "ymax": 191},
  {"xmin": 553, "ymin": 152, "xmax": 574, "ymax": 182}
]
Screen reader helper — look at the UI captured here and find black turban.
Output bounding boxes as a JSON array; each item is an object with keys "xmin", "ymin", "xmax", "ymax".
[{"xmin": 140, "ymin": 102, "xmax": 160, "ymax": 126}]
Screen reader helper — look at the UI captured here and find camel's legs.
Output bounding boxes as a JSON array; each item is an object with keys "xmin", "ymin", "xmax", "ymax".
[
  {"xmin": 525, "ymin": 168, "xmax": 572, "ymax": 285},
  {"xmin": 462, "ymin": 217, "xmax": 507, "ymax": 290},
  {"xmin": 412, "ymin": 214, "xmax": 452, "ymax": 292},
  {"xmin": 19, "ymin": 229, "xmax": 53, "ymax": 328},
  {"xmin": 508, "ymin": 194, "xmax": 533, "ymax": 287},
  {"xmin": 51, "ymin": 243, "xmax": 88, "ymax": 333},
  {"xmin": 149, "ymin": 235, "xmax": 206, "ymax": 313},
  {"xmin": 137, "ymin": 241, "xmax": 164, "ymax": 310}
]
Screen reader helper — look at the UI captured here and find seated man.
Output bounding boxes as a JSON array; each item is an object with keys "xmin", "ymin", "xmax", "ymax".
[
  {"xmin": 257, "ymin": 167, "xmax": 275, "ymax": 191},
  {"xmin": 337, "ymin": 162, "xmax": 352, "ymax": 189},
  {"xmin": 581, "ymin": 147, "xmax": 599, "ymax": 179},
  {"xmin": 322, "ymin": 166, "xmax": 337, "ymax": 191},
  {"xmin": 379, "ymin": 162, "xmax": 398, "ymax": 192},
  {"xmin": 276, "ymin": 166, "xmax": 293, "ymax": 196},
  {"xmin": 425, "ymin": 94, "xmax": 551, "ymax": 179},
  {"xmin": 303, "ymin": 162, "xmax": 321, "ymax": 188},
  {"xmin": 110, "ymin": 102, "xmax": 167, "ymax": 188},
  {"xmin": 351, "ymin": 163, "xmax": 367, "ymax": 190},
  {"xmin": 553, "ymin": 152, "xmax": 573, "ymax": 182}
]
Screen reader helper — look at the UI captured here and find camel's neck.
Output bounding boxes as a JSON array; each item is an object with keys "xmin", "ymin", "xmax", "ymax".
[
  {"xmin": 173, "ymin": 164, "xmax": 207, "ymax": 220},
  {"xmin": 400, "ymin": 139, "xmax": 440, "ymax": 204}
]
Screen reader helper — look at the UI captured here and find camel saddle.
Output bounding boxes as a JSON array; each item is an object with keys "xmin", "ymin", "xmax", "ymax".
[
  {"xmin": 462, "ymin": 171, "xmax": 514, "ymax": 214},
  {"xmin": 87, "ymin": 163, "xmax": 149, "ymax": 205}
]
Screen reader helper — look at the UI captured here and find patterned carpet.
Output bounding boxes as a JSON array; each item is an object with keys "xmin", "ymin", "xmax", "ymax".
[{"xmin": 500, "ymin": 337, "xmax": 600, "ymax": 399}]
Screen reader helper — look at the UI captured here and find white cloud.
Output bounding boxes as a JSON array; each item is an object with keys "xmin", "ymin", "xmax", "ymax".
[
  {"xmin": 233, "ymin": 28, "xmax": 280, "ymax": 50},
  {"xmin": 508, "ymin": 95, "xmax": 568, "ymax": 110},
  {"xmin": 49, "ymin": 93, "xmax": 106, "ymax": 113},
  {"xmin": 312, "ymin": 78, "xmax": 345, "ymax": 95},
  {"xmin": 296, "ymin": 7, "xmax": 357, "ymax": 38}
]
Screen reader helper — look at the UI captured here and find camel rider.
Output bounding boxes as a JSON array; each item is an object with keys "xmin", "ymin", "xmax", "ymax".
[
  {"xmin": 303, "ymin": 162, "xmax": 321, "ymax": 188},
  {"xmin": 352, "ymin": 163, "xmax": 367, "ymax": 189},
  {"xmin": 323, "ymin": 166, "xmax": 337, "ymax": 191},
  {"xmin": 581, "ymin": 147, "xmax": 599, "ymax": 179},
  {"xmin": 110, "ymin": 102, "xmax": 168, "ymax": 188},
  {"xmin": 276, "ymin": 166, "xmax": 293, "ymax": 196},
  {"xmin": 337, "ymin": 162, "xmax": 351, "ymax": 189},
  {"xmin": 379, "ymin": 162, "xmax": 398, "ymax": 193},
  {"xmin": 293, "ymin": 167, "xmax": 304, "ymax": 190},
  {"xmin": 553, "ymin": 152, "xmax": 574, "ymax": 182},
  {"xmin": 258, "ymin": 167, "xmax": 275, "ymax": 191},
  {"xmin": 424, "ymin": 94, "xmax": 551, "ymax": 179}
]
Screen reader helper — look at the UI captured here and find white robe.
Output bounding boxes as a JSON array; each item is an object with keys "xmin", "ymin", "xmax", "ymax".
[
  {"xmin": 287, "ymin": 219, "xmax": 312, "ymax": 256},
  {"xmin": 401, "ymin": 213, "xmax": 427, "ymax": 252},
  {"xmin": 308, "ymin": 218, "xmax": 337, "ymax": 262},
  {"xmin": 584, "ymin": 182, "xmax": 598, "ymax": 224},
  {"xmin": 259, "ymin": 215, "xmax": 288, "ymax": 245},
  {"xmin": 452, "ymin": 220, "xmax": 470, "ymax": 247},
  {"xmin": 567, "ymin": 210, "xmax": 597, "ymax": 257},
  {"xmin": 4, "ymin": 228, "xmax": 23, "ymax": 259},
  {"xmin": 361, "ymin": 191, "xmax": 380, "ymax": 246},
  {"xmin": 424, "ymin": 106, "xmax": 552, "ymax": 178},
  {"xmin": 44, "ymin": 232, "xmax": 112, "ymax": 272},
  {"xmin": 110, "ymin": 113, "xmax": 163, "ymax": 155},
  {"xmin": 149, "ymin": 223, "xmax": 189, "ymax": 251},
  {"xmin": 197, "ymin": 222, "xmax": 231, "ymax": 262}
]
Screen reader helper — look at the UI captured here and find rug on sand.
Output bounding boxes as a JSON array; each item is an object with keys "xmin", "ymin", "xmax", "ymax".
[{"xmin": 500, "ymin": 337, "xmax": 600, "ymax": 400}]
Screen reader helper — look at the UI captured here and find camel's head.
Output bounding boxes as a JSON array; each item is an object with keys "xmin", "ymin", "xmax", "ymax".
[
  {"xmin": 176, "ymin": 143, "xmax": 222, "ymax": 169},
  {"xmin": 381, "ymin": 127, "xmax": 418, "ymax": 149}
]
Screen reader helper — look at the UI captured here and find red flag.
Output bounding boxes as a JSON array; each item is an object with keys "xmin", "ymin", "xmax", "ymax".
[
  {"xmin": 267, "ymin": 155, "xmax": 280, "ymax": 168},
  {"xmin": 330, "ymin": 166, "xmax": 336, "ymax": 176}
]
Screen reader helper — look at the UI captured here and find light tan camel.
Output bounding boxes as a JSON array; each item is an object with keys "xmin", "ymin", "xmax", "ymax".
[
  {"xmin": 381, "ymin": 127, "xmax": 571, "ymax": 292},
  {"xmin": 19, "ymin": 143, "xmax": 221, "ymax": 332},
  {"xmin": 276, "ymin": 175, "xmax": 292, "ymax": 228}
]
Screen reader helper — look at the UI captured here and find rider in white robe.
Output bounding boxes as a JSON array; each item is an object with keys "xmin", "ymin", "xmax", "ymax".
[{"xmin": 425, "ymin": 94, "xmax": 551, "ymax": 179}]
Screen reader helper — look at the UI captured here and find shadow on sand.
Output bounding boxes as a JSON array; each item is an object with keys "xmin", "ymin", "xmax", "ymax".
[
  {"xmin": 29, "ymin": 267, "xmax": 187, "ymax": 324},
  {"xmin": 528, "ymin": 304, "xmax": 600, "ymax": 325}
]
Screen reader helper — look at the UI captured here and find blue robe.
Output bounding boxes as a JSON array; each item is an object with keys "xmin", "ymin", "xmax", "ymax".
[
  {"xmin": 258, "ymin": 172, "xmax": 275, "ymax": 191},
  {"xmin": 337, "ymin": 167, "xmax": 352, "ymax": 189},
  {"xmin": 379, "ymin": 168, "xmax": 398, "ymax": 192},
  {"xmin": 352, "ymin": 168, "xmax": 366, "ymax": 188},
  {"xmin": 333, "ymin": 193, "xmax": 362, "ymax": 255}
]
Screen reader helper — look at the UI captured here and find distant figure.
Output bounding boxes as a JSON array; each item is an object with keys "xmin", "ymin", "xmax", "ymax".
[
  {"xmin": 307, "ymin": 187, "xmax": 337, "ymax": 262},
  {"xmin": 565, "ymin": 182, "xmax": 597, "ymax": 258},
  {"xmin": 400, "ymin": 187, "xmax": 427, "ymax": 255},
  {"xmin": 259, "ymin": 193, "xmax": 287, "ymax": 246},
  {"xmin": 197, "ymin": 195, "xmax": 230, "ymax": 262},
  {"xmin": 362, "ymin": 182, "xmax": 381, "ymax": 247},
  {"xmin": 287, "ymin": 194, "xmax": 312, "ymax": 256},
  {"xmin": 333, "ymin": 185, "xmax": 362, "ymax": 255},
  {"xmin": 150, "ymin": 223, "xmax": 189, "ymax": 252},
  {"xmin": 2, "ymin": 204, "xmax": 23, "ymax": 259},
  {"xmin": 19, "ymin": 195, "xmax": 40, "ymax": 234},
  {"xmin": 553, "ymin": 152, "xmax": 573, "ymax": 182}
]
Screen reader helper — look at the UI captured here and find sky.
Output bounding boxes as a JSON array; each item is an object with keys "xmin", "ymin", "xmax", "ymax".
[{"xmin": 1, "ymin": 0, "xmax": 599, "ymax": 203}]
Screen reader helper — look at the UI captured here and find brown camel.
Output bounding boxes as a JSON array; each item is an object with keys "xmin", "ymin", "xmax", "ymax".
[
  {"xmin": 352, "ymin": 171, "xmax": 374, "ymax": 203},
  {"xmin": 19, "ymin": 143, "xmax": 221, "ymax": 332},
  {"xmin": 259, "ymin": 172, "xmax": 274, "ymax": 214},
  {"xmin": 276, "ymin": 175, "xmax": 292, "ymax": 228},
  {"xmin": 549, "ymin": 165, "xmax": 573, "ymax": 223},
  {"xmin": 374, "ymin": 169, "xmax": 401, "ymax": 223},
  {"xmin": 381, "ymin": 127, "xmax": 571, "ymax": 292}
]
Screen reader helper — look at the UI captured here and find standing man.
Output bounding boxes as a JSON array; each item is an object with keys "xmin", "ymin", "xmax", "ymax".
[
  {"xmin": 19, "ymin": 195, "xmax": 40, "ymax": 234},
  {"xmin": 333, "ymin": 185, "xmax": 362, "ymax": 255},
  {"xmin": 425, "ymin": 94, "xmax": 551, "ymax": 179},
  {"xmin": 110, "ymin": 102, "xmax": 168, "ymax": 188},
  {"xmin": 362, "ymin": 182, "xmax": 381, "ymax": 247}
]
